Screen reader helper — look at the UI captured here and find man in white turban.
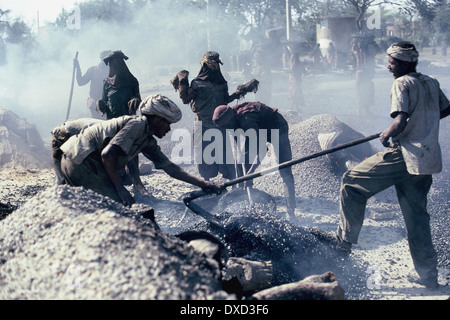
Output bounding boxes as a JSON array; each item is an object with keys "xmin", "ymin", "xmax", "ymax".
[
  {"xmin": 139, "ymin": 94, "xmax": 182, "ymax": 123},
  {"xmin": 386, "ymin": 42, "xmax": 419, "ymax": 63},
  {"xmin": 60, "ymin": 94, "xmax": 221, "ymax": 208},
  {"xmin": 323, "ymin": 41, "xmax": 450, "ymax": 289}
]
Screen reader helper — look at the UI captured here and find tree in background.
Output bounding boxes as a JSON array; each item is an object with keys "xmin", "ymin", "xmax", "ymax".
[
  {"xmin": 403, "ymin": 0, "xmax": 450, "ymax": 51},
  {"xmin": 0, "ymin": 8, "xmax": 36, "ymax": 65}
]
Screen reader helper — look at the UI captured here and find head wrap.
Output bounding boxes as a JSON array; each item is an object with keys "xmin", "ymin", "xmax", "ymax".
[
  {"xmin": 200, "ymin": 51, "xmax": 223, "ymax": 71},
  {"xmin": 140, "ymin": 94, "xmax": 182, "ymax": 123},
  {"xmin": 103, "ymin": 50, "xmax": 129, "ymax": 65},
  {"xmin": 387, "ymin": 42, "xmax": 419, "ymax": 63},
  {"xmin": 212, "ymin": 105, "xmax": 235, "ymax": 127},
  {"xmin": 100, "ymin": 50, "xmax": 113, "ymax": 60}
]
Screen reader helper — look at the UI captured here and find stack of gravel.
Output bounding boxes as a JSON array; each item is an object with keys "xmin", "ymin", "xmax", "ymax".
[
  {"xmin": 253, "ymin": 113, "xmax": 380, "ymax": 202},
  {"xmin": 180, "ymin": 195, "xmax": 372, "ymax": 300},
  {"xmin": 0, "ymin": 185, "xmax": 230, "ymax": 300},
  {"xmin": 0, "ymin": 108, "xmax": 51, "ymax": 169}
]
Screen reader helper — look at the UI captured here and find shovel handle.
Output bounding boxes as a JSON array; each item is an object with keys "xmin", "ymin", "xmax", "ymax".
[
  {"xmin": 183, "ymin": 132, "xmax": 381, "ymax": 202},
  {"xmin": 221, "ymin": 132, "xmax": 381, "ymax": 190}
]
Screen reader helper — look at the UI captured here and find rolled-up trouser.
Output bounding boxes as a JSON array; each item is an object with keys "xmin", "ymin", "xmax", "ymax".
[
  {"xmin": 61, "ymin": 152, "xmax": 122, "ymax": 203},
  {"xmin": 337, "ymin": 147, "xmax": 437, "ymax": 281}
]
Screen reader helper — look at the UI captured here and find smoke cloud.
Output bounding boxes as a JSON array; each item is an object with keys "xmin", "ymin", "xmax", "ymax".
[
  {"xmin": 0, "ymin": 1, "xmax": 241, "ymax": 141},
  {"xmin": 1, "ymin": 0, "xmax": 448, "ymax": 147}
]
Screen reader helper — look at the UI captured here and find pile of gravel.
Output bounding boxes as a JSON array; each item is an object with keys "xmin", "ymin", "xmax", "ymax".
[
  {"xmin": 0, "ymin": 185, "xmax": 230, "ymax": 300},
  {"xmin": 0, "ymin": 108, "xmax": 51, "ymax": 170},
  {"xmin": 179, "ymin": 194, "xmax": 372, "ymax": 300},
  {"xmin": 253, "ymin": 113, "xmax": 381, "ymax": 202}
]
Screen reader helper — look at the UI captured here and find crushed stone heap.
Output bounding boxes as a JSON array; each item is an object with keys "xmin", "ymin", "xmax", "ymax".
[
  {"xmin": 254, "ymin": 113, "xmax": 379, "ymax": 201},
  {"xmin": 0, "ymin": 108, "xmax": 51, "ymax": 169},
  {"xmin": 0, "ymin": 185, "xmax": 228, "ymax": 300}
]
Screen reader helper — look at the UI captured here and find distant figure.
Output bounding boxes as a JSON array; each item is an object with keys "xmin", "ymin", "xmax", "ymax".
[
  {"xmin": 351, "ymin": 32, "xmax": 379, "ymax": 117},
  {"xmin": 288, "ymin": 52, "xmax": 305, "ymax": 112},
  {"xmin": 252, "ymin": 48, "xmax": 272, "ymax": 104},
  {"xmin": 327, "ymin": 42, "xmax": 337, "ymax": 70},
  {"xmin": 74, "ymin": 50, "xmax": 112, "ymax": 119},
  {"xmin": 310, "ymin": 43, "xmax": 323, "ymax": 69}
]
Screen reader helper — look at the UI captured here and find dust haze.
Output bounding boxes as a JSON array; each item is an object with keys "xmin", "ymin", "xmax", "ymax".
[
  {"xmin": 0, "ymin": 1, "xmax": 241, "ymax": 140},
  {"xmin": 0, "ymin": 1, "xmax": 448, "ymax": 146}
]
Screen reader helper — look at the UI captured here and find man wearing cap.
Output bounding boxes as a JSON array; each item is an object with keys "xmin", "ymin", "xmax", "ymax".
[
  {"xmin": 59, "ymin": 94, "xmax": 220, "ymax": 207},
  {"xmin": 74, "ymin": 50, "xmax": 112, "ymax": 119},
  {"xmin": 331, "ymin": 41, "xmax": 450, "ymax": 289},
  {"xmin": 212, "ymin": 101, "xmax": 297, "ymax": 220},
  {"xmin": 171, "ymin": 51, "xmax": 258, "ymax": 181}
]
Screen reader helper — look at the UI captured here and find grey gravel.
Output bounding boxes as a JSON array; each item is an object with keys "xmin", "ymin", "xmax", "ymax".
[{"xmin": 0, "ymin": 185, "xmax": 229, "ymax": 300}]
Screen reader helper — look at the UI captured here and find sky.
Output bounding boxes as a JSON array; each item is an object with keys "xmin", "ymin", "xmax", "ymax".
[{"xmin": 1, "ymin": 0, "xmax": 84, "ymax": 26}]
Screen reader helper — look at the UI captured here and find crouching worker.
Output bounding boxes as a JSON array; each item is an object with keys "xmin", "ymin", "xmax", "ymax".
[
  {"xmin": 51, "ymin": 118, "xmax": 103, "ymax": 185},
  {"xmin": 51, "ymin": 118, "xmax": 149, "ymax": 195},
  {"xmin": 212, "ymin": 101, "xmax": 296, "ymax": 220},
  {"xmin": 59, "ymin": 94, "xmax": 221, "ymax": 206}
]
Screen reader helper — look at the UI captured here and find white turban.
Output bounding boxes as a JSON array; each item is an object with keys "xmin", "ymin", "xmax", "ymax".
[
  {"xmin": 140, "ymin": 94, "xmax": 182, "ymax": 123},
  {"xmin": 387, "ymin": 43, "xmax": 419, "ymax": 63}
]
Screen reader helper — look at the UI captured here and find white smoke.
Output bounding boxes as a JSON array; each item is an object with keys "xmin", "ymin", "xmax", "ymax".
[{"xmin": 0, "ymin": 1, "xmax": 241, "ymax": 141}]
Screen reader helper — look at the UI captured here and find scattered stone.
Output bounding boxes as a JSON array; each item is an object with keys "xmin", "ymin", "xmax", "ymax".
[
  {"xmin": 222, "ymin": 257, "xmax": 273, "ymax": 294},
  {"xmin": 0, "ymin": 185, "xmax": 228, "ymax": 300},
  {"xmin": 0, "ymin": 108, "xmax": 51, "ymax": 169},
  {"xmin": 251, "ymin": 271, "xmax": 345, "ymax": 300}
]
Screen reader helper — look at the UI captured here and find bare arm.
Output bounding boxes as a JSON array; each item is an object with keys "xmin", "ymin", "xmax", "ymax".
[
  {"xmin": 74, "ymin": 60, "xmax": 92, "ymax": 86},
  {"xmin": 162, "ymin": 163, "xmax": 221, "ymax": 194},
  {"xmin": 380, "ymin": 112, "xmax": 408, "ymax": 147},
  {"xmin": 101, "ymin": 144, "xmax": 135, "ymax": 206},
  {"xmin": 126, "ymin": 157, "xmax": 148, "ymax": 195}
]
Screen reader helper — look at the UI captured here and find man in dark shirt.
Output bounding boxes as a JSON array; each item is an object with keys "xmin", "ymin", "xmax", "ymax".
[{"xmin": 213, "ymin": 101, "xmax": 296, "ymax": 220}]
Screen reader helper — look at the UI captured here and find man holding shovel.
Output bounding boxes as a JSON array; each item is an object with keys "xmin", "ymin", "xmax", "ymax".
[{"xmin": 333, "ymin": 42, "xmax": 450, "ymax": 289}]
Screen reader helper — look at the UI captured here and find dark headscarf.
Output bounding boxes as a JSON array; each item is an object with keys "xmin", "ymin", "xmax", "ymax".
[
  {"xmin": 103, "ymin": 50, "xmax": 138, "ymax": 87},
  {"xmin": 195, "ymin": 51, "xmax": 227, "ymax": 84}
]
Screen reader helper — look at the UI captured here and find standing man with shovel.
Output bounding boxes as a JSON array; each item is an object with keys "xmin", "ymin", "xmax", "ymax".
[{"xmin": 331, "ymin": 42, "xmax": 450, "ymax": 289}]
